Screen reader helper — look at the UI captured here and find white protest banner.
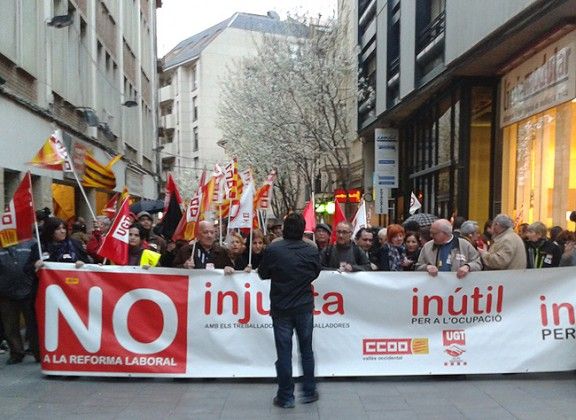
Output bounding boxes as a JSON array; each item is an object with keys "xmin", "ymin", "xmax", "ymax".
[{"xmin": 37, "ymin": 265, "xmax": 576, "ymax": 377}]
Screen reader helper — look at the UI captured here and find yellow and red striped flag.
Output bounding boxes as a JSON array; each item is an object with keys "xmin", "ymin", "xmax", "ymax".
[{"xmin": 29, "ymin": 131, "xmax": 68, "ymax": 170}]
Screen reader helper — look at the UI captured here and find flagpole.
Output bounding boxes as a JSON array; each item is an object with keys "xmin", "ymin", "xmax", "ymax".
[
  {"xmin": 219, "ymin": 203, "xmax": 223, "ymax": 246},
  {"xmin": 248, "ymin": 219, "xmax": 253, "ymax": 267},
  {"xmin": 29, "ymin": 172, "xmax": 44, "ymax": 259}
]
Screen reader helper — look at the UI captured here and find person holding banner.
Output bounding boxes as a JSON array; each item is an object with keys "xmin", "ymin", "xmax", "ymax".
[
  {"xmin": 126, "ymin": 223, "xmax": 161, "ymax": 268},
  {"xmin": 416, "ymin": 219, "xmax": 482, "ymax": 279},
  {"xmin": 215, "ymin": 231, "xmax": 249, "ymax": 274},
  {"xmin": 320, "ymin": 222, "xmax": 372, "ymax": 272},
  {"xmin": 173, "ymin": 221, "xmax": 225, "ymax": 269},
  {"xmin": 258, "ymin": 213, "xmax": 321, "ymax": 409},
  {"xmin": 30, "ymin": 217, "xmax": 91, "ymax": 269}
]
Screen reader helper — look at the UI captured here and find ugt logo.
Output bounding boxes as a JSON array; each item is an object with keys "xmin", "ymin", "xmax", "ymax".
[{"xmin": 442, "ymin": 330, "xmax": 467, "ymax": 366}]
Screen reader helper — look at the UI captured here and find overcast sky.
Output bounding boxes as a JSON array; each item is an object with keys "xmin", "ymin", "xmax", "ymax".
[{"xmin": 157, "ymin": 0, "xmax": 338, "ymax": 56}]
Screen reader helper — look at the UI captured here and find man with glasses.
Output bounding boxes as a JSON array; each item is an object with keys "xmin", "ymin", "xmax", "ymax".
[
  {"xmin": 415, "ymin": 219, "xmax": 482, "ymax": 279},
  {"xmin": 478, "ymin": 214, "xmax": 527, "ymax": 270},
  {"xmin": 320, "ymin": 222, "xmax": 372, "ymax": 272}
]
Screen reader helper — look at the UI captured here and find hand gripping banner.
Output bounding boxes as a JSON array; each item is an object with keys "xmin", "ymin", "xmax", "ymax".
[{"xmin": 36, "ymin": 264, "xmax": 576, "ymax": 377}]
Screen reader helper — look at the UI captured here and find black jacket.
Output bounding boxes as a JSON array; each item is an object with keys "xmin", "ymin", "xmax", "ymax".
[
  {"xmin": 526, "ymin": 239, "xmax": 562, "ymax": 268},
  {"xmin": 320, "ymin": 242, "xmax": 372, "ymax": 271},
  {"xmin": 0, "ymin": 240, "xmax": 37, "ymax": 300},
  {"xmin": 258, "ymin": 239, "xmax": 321, "ymax": 317}
]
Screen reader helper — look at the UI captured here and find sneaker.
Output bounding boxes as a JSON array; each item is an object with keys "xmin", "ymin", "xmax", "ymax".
[
  {"xmin": 273, "ymin": 397, "xmax": 295, "ymax": 409},
  {"xmin": 300, "ymin": 391, "xmax": 319, "ymax": 404}
]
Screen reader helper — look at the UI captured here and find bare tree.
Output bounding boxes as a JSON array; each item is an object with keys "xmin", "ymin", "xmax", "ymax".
[{"xmin": 218, "ymin": 14, "xmax": 356, "ymax": 216}]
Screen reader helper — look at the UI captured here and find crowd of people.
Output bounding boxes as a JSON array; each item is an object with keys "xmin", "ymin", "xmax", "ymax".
[{"xmin": 0, "ymin": 206, "xmax": 575, "ymax": 366}]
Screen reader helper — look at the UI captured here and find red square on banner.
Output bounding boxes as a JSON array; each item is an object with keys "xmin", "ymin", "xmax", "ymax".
[
  {"xmin": 36, "ymin": 269, "xmax": 189, "ymax": 375},
  {"xmin": 442, "ymin": 330, "xmax": 466, "ymax": 346}
]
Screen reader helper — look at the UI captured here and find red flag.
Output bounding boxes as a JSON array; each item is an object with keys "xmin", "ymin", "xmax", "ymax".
[
  {"xmin": 157, "ymin": 173, "xmax": 183, "ymax": 240},
  {"xmin": 302, "ymin": 200, "xmax": 316, "ymax": 234},
  {"xmin": 97, "ymin": 197, "xmax": 133, "ymax": 264},
  {"xmin": 0, "ymin": 172, "xmax": 35, "ymax": 247},
  {"xmin": 102, "ymin": 193, "xmax": 120, "ymax": 219},
  {"xmin": 162, "ymin": 173, "xmax": 183, "ymax": 213},
  {"xmin": 330, "ymin": 201, "xmax": 347, "ymax": 244}
]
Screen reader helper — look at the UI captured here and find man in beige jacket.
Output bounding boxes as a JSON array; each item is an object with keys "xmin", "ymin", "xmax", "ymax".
[{"xmin": 478, "ymin": 214, "xmax": 527, "ymax": 270}]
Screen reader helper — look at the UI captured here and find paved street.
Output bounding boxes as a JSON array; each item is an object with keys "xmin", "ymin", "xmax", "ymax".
[{"xmin": 2, "ymin": 353, "xmax": 576, "ymax": 420}]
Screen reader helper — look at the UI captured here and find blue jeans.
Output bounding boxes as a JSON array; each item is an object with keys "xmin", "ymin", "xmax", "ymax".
[{"xmin": 272, "ymin": 311, "xmax": 316, "ymax": 402}]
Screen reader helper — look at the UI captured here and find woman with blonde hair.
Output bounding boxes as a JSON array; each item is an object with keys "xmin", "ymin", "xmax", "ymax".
[{"xmin": 215, "ymin": 231, "xmax": 249, "ymax": 274}]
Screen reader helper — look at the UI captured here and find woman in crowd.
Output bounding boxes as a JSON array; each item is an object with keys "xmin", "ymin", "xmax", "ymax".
[
  {"xmin": 525, "ymin": 221, "xmax": 562, "ymax": 268},
  {"xmin": 126, "ymin": 223, "xmax": 161, "ymax": 268},
  {"xmin": 374, "ymin": 224, "xmax": 408, "ymax": 271},
  {"xmin": 403, "ymin": 232, "xmax": 421, "ymax": 271},
  {"xmin": 460, "ymin": 220, "xmax": 487, "ymax": 251},
  {"xmin": 246, "ymin": 229, "xmax": 267, "ymax": 270},
  {"xmin": 558, "ymin": 231, "xmax": 576, "ymax": 267},
  {"xmin": 30, "ymin": 217, "xmax": 91, "ymax": 270},
  {"xmin": 215, "ymin": 231, "xmax": 249, "ymax": 274}
]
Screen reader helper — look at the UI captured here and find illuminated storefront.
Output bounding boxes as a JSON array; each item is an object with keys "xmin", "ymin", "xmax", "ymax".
[{"xmin": 500, "ymin": 30, "xmax": 576, "ymax": 228}]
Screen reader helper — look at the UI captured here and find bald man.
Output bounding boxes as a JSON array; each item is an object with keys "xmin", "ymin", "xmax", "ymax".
[
  {"xmin": 415, "ymin": 219, "xmax": 482, "ymax": 279},
  {"xmin": 173, "ymin": 221, "xmax": 225, "ymax": 268}
]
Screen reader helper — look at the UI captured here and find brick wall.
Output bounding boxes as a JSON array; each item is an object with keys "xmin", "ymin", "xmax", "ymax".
[
  {"xmin": 123, "ymin": 41, "xmax": 136, "ymax": 84},
  {"xmin": 0, "ymin": 53, "xmax": 37, "ymax": 103},
  {"xmin": 53, "ymin": 94, "xmax": 87, "ymax": 134},
  {"xmin": 97, "ymin": 2, "xmax": 117, "ymax": 57}
]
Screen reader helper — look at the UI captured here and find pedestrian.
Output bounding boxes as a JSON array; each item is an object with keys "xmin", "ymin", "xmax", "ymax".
[
  {"xmin": 320, "ymin": 222, "xmax": 371, "ymax": 272},
  {"xmin": 559, "ymin": 231, "xmax": 576, "ymax": 267},
  {"xmin": 478, "ymin": 214, "xmax": 527, "ymax": 270},
  {"xmin": 0, "ymin": 240, "xmax": 40, "ymax": 363},
  {"xmin": 125, "ymin": 223, "xmax": 161, "ymax": 267},
  {"xmin": 136, "ymin": 211, "xmax": 167, "ymax": 254},
  {"xmin": 86, "ymin": 216, "xmax": 111, "ymax": 263},
  {"xmin": 374, "ymin": 224, "xmax": 409, "ymax": 271},
  {"xmin": 415, "ymin": 219, "xmax": 482, "ymax": 279},
  {"xmin": 314, "ymin": 223, "xmax": 332, "ymax": 250},
  {"xmin": 214, "ymin": 231, "xmax": 249, "ymax": 274},
  {"xmin": 525, "ymin": 222, "xmax": 562, "ymax": 268},
  {"xmin": 245, "ymin": 229, "xmax": 267, "ymax": 270},
  {"xmin": 30, "ymin": 217, "xmax": 91, "ymax": 268},
  {"xmin": 403, "ymin": 232, "xmax": 421, "ymax": 271},
  {"xmin": 173, "ymin": 221, "xmax": 226, "ymax": 269},
  {"xmin": 258, "ymin": 213, "xmax": 321, "ymax": 409}
]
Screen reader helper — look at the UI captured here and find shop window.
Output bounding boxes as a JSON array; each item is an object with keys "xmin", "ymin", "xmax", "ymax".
[
  {"xmin": 468, "ymin": 86, "xmax": 493, "ymax": 224},
  {"xmin": 502, "ymin": 101, "xmax": 576, "ymax": 228}
]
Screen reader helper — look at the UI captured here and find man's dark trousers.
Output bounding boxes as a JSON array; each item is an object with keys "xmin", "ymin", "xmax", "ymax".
[{"xmin": 272, "ymin": 311, "xmax": 315, "ymax": 403}]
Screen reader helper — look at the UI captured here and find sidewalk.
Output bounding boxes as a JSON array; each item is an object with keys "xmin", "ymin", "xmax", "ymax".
[{"xmin": 2, "ymin": 354, "xmax": 576, "ymax": 419}]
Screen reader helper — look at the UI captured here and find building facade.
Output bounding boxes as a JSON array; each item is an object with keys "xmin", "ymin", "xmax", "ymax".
[
  {"xmin": 159, "ymin": 12, "xmax": 316, "ymax": 199},
  {"xmin": 0, "ymin": 0, "xmax": 160, "ymax": 223},
  {"xmin": 357, "ymin": 0, "xmax": 576, "ymax": 228}
]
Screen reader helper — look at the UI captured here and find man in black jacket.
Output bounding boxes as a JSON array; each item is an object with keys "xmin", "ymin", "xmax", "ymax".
[
  {"xmin": 0, "ymin": 240, "xmax": 40, "ymax": 363},
  {"xmin": 258, "ymin": 213, "xmax": 321, "ymax": 409}
]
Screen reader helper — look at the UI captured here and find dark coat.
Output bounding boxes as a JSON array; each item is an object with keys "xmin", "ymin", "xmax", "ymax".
[
  {"xmin": 258, "ymin": 239, "xmax": 321, "ymax": 317},
  {"xmin": 526, "ymin": 239, "xmax": 562, "ymax": 268},
  {"xmin": 0, "ymin": 240, "xmax": 37, "ymax": 300}
]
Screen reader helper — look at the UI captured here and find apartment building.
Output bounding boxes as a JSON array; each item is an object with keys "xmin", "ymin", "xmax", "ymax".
[
  {"xmin": 0, "ymin": 0, "xmax": 160, "ymax": 222},
  {"xmin": 358, "ymin": 0, "xmax": 576, "ymax": 227},
  {"xmin": 158, "ymin": 12, "xmax": 310, "ymax": 195}
]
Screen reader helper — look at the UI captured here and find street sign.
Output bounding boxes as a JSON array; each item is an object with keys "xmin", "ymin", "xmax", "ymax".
[{"xmin": 374, "ymin": 187, "xmax": 388, "ymax": 215}]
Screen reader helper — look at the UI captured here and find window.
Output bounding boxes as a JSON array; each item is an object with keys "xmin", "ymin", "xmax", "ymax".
[
  {"xmin": 192, "ymin": 96, "xmax": 198, "ymax": 122},
  {"xmin": 501, "ymin": 101, "xmax": 576, "ymax": 228},
  {"xmin": 193, "ymin": 126, "xmax": 199, "ymax": 152}
]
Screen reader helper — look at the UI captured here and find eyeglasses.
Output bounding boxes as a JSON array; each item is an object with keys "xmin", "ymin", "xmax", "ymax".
[{"xmin": 336, "ymin": 230, "xmax": 351, "ymax": 235}]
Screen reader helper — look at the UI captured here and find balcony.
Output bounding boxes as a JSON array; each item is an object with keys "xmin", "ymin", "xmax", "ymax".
[
  {"xmin": 159, "ymin": 84, "xmax": 174, "ymax": 104},
  {"xmin": 416, "ymin": 11, "xmax": 446, "ymax": 55},
  {"xmin": 161, "ymin": 113, "xmax": 175, "ymax": 130}
]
